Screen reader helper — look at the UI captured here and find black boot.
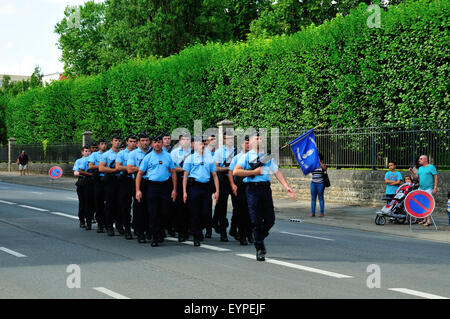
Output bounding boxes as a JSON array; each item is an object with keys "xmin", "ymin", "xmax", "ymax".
[
  {"xmin": 79, "ymin": 221, "xmax": 86, "ymax": 228},
  {"xmin": 193, "ymin": 235, "xmax": 201, "ymax": 247},
  {"xmin": 107, "ymin": 227, "xmax": 115, "ymax": 236},
  {"xmin": 85, "ymin": 221, "xmax": 92, "ymax": 230},
  {"xmin": 256, "ymin": 249, "xmax": 265, "ymax": 261}
]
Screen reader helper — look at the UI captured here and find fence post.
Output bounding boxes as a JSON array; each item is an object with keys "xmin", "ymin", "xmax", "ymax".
[
  {"xmin": 217, "ymin": 120, "xmax": 234, "ymax": 150},
  {"xmin": 82, "ymin": 131, "xmax": 93, "ymax": 147},
  {"xmin": 371, "ymin": 124, "xmax": 376, "ymax": 170},
  {"xmin": 335, "ymin": 125, "xmax": 340, "ymax": 169},
  {"xmin": 8, "ymin": 137, "xmax": 16, "ymax": 172}
]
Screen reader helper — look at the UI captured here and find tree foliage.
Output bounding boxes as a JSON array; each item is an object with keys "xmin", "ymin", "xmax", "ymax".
[{"xmin": 6, "ymin": 0, "xmax": 449, "ymax": 144}]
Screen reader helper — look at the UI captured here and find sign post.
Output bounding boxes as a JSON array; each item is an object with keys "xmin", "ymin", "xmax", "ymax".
[{"xmin": 404, "ymin": 190, "xmax": 437, "ymax": 231}]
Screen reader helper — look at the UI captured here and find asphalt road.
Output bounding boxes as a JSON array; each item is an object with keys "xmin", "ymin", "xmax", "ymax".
[{"xmin": 0, "ymin": 181, "xmax": 449, "ymax": 300}]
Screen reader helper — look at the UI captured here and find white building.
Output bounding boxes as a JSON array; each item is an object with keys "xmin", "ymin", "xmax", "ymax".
[{"xmin": 42, "ymin": 72, "xmax": 64, "ymax": 86}]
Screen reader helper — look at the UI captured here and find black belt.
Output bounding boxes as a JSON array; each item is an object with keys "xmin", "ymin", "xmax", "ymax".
[
  {"xmin": 246, "ymin": 181, "xmax": 271, "ymax": 187},
  {"xmin": 145, "ymin": 179, "xmax": 171, "ymax": 185},
  {"xmin": 187, "ymin": 177, "xmax": 209, "ymax": 186}
]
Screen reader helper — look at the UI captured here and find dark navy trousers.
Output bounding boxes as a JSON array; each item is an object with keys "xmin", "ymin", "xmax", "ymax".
[{"xmin": 245, "ymin": 184, "xmax": 275, "ymax": 250}]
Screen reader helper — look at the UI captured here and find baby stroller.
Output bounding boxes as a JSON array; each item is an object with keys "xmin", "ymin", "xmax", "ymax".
[{"xmin": 375, "ymin": 182, "xmax": 419, "ymax": 225}]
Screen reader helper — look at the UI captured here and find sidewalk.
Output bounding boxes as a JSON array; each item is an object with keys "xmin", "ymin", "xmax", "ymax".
[{"xmin": 1, "ymin": 171, "xmax": 448, "ymax": 244}]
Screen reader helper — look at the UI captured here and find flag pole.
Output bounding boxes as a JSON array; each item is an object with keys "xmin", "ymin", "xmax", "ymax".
[{"xmin": 279, "ymin": 123, "xmax": 324, "ymax": 151}]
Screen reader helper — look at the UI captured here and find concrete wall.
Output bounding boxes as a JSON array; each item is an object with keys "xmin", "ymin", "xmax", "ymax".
[{"xmin": 271, "ymin": 168, "xmax": 449, "ymax": 215}]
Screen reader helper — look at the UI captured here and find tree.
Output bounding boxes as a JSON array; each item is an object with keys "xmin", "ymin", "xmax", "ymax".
[
  {"xmin": 30, "ymin": 66, "xmax": 43, "ymax": 88},
  {"xmin": 54, "ymin": 1, "xmax": 106, "ymax": 76}
]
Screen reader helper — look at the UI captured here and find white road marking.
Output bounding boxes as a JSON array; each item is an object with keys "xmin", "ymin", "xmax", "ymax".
[
  {"xmin": 279, "ymin": 231, "xmax": 335, "ymax": 241},
  {"xmin": 50, "ymin": 212, "xmax": 78, "ymax": 220},
  {"xmin": 19, "ymin": 205, "xmax": 49, "ymax": 212},
  {"xmin": 388, "ymin": 288, "xmax": 448, "ymax": 299},
  {"xmin": 236, "ymin": 253, "xmax": 353, "ymax": 279},
  {"xmin": 93, "ymin": 287, "xmax": 130, "ymax": 299},
  {"xmin": 0, "ymin": 200, "xmax": 16, "ymax": 205},
  {"xmin": 166, "ymin": 237, "xmax": 231, "ymax": 252},
  {"xmin": 66, "ymin": 197, "xmax": 78, "ymax": 201},
  {"xmin": 31, "ymin": 192, "xmax": 44, "ymax": 195},
  {"xmin": 0, "ymin": 247, "xmax": 27, "ymax": 258}
]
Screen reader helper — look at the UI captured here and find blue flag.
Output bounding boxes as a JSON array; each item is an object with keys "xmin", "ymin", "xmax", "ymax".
[{"xmin": 289, "ymin": 129, "xmax": 320, "ymax": 175}]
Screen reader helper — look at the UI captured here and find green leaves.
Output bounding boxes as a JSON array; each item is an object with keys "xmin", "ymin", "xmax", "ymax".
[{"xmin": 5, "ymin": 0, "xmax": 449, "ymax": 144}]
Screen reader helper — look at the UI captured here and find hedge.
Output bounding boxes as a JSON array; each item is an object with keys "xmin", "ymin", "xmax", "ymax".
[{"xmin": 4, "ymin": 0, "xmax": 449, "ymax": 144}]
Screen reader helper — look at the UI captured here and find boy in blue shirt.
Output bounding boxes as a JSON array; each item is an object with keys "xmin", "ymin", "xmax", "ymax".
[{"xmin": 384, "ymin": 161, "xmax": 403, "ymax": 199}]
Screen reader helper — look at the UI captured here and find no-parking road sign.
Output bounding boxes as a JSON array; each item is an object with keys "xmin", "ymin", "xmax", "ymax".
[
  {"xmin": 48, "ymin": 166, "xmax": 63, "ymax": 179},
  {"xmin": 404, "ymin": 190, "xmax": 435, "ymax": 218}
]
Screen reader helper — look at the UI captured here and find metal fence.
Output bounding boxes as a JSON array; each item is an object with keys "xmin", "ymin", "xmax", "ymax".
[
  {"xmin": 1, "ymin": 124, "xmax": 449, "ymax": 169},
  {"xmin": 277, "ymin": 124, "xmax": 450, "ymax": 169},
  {"xmin": 1, "ymin": 144, "xmax": 82, "ymax": 163}
]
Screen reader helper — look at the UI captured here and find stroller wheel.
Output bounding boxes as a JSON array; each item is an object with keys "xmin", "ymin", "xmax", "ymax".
[{"xmin": 375, "ymin": 215, "xmax": 386, "ymax": 226}]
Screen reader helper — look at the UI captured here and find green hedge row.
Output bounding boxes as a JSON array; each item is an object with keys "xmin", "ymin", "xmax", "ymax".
[{"xmin": 5, "ymin": 0, "xmax": 449, "ymax": 144}]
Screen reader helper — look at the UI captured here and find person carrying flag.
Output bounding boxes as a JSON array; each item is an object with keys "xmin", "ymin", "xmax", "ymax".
[{"xmin": 233, "ymin": 131, "xmax": 294, "ymax": 262}]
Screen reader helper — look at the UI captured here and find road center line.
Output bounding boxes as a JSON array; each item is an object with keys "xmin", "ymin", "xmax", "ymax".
[
  {"xmin": 279, "ymin": 231, "xmax": 335, "ymax": 241},
  {"xmin": 0, "ymin": 200, "xmax": 16, "ymax": 205},
  {"xmin": 166, "ymin": 237, "xmax": 231, "ymax": 251},
  {"xmin": 388, "ymin": 288, "xmax": 448, "ymax": 299},
  {"xmin": 93, "ymin": 287, "xmax": 130, "ymax": 299},
  {"xmin": 19, "ymin": 205, "xmax": 49, "ymax": 212},
  {"xmin": 50, "ymin": 212, "xmax": 78, "ymax": 220},
  {"xmin": 0, "ymin": 247, "xmax": 27, "ymax": 258},
  {"xmin": 236, "ymin": 253, "xmax": 353, "ymax": 279}
]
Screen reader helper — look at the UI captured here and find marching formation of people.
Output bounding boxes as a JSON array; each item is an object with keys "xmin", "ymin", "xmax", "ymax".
[{"xmin": 73, "ymin": 131, "xmax": 294, "ymax": 261}]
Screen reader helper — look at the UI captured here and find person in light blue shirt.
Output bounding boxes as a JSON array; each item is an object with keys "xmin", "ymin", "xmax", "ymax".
[
  {"xmin": 115, "ymin": 134, "xmax": 137, "ymax": 240},
  {"xmin": 213, "ymin": 133, "xmax": 237, "ymax": 241},
  {"xmin": 182, "ymin": 138, "xmax": 219, "ymax": 247},
  {"xmin": 136, "ymin": 134, "xmax": 177, "ymax": 247},
  {"xmin": 73, "ymin": 146, "xmax": 91, "ymax": 229},
  {"xmin": 171, "ymin": 134, "xmax": 192, "ymax": 242},
  {"xmin": 384, "ymin": 161, "xmax": 403, "ymax": 198},
  {"xmin": 88, "ymin": 138, "xmax": 107, "ymax": 233},
  {"xmin": 228, "ymin": 135, "xmax": 252, "ymax": 245},
  {"xmin": 409, "ymin": 155, "xmax": 438, "ymax": 227},
  {"xmin": 126, "ymin": 133, "xmax": 151, "ymax": 243},
  {"xmin": 99, "ymin": 135, "xmax": 122, "ymax": 236},
  {"xmin": 234, "ymin": 132, "xmax": 294, "ymax": 261}
]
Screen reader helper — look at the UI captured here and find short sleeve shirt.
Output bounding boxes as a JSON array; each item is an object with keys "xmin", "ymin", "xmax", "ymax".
[
  {"xmin": 116, "ymin": 148, "xmax": 132, "ymax": 176},
  {"xmin": 384, "ymin": 171, "xmax": 403, "ymax": 195},
  {"xmin": 183, "ymin": 152, "xmax": 216, "ymax": 183},
  {"xmin": 214, "ymin": 146, "xmax": 236, "ymax": 167},
  {"xmin": 99, "ymin": 149, "xmax": 120, "ymax": 176},
  {"xmin": 417, "ymin": 164, "xmax": 437, "ymax": 191},
  {"xmin": 139, "ymin": 150, "xmax": 175, "ymax": 182},
  {"xmin": 236, "ymin": 150, "xmax": 279, "ymax": 183},
  {"xmin": 127, "ymin": 147, "xmax": 150, "ymax": 178}
]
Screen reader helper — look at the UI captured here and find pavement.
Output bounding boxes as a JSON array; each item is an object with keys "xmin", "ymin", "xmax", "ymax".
[{"xmin": 0, "ymin": 171, "xmax": 448, "ymax": 244}]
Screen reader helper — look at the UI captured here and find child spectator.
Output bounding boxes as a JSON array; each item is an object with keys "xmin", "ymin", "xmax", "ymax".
[{"xmin": 384, "ymin": 161, "xmax": 403, "ymax": 200}]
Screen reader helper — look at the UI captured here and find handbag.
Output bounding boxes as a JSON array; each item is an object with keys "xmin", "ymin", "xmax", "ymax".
[{"xmin": 323, "ymin": 171, "xmax": 331, "ymax": 188}]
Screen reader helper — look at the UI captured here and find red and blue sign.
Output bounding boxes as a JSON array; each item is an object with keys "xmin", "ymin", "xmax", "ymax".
[
  {"xmin": 404, "ymin": 190, "xmax": 435, "ymax": 218},
  {"xmin": 48, "ymin": 166, "xmax": 63, "ymax": 179}
]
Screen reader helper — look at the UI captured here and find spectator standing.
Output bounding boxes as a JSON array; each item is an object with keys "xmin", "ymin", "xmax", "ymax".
[
  {"xmin": 17, "ymin": 150, "xmax": 29, "ymax": 176},
  {"xmin": 310, "ymin": 153, "xmax": 327, "ymax": 217},
  {"xmin": 384, "ymin": 161, "xmax": 403, "ymax": 200},
  {"xmin": 409, "ymin": 155, "xmax": 438, "ymax": 227}
]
